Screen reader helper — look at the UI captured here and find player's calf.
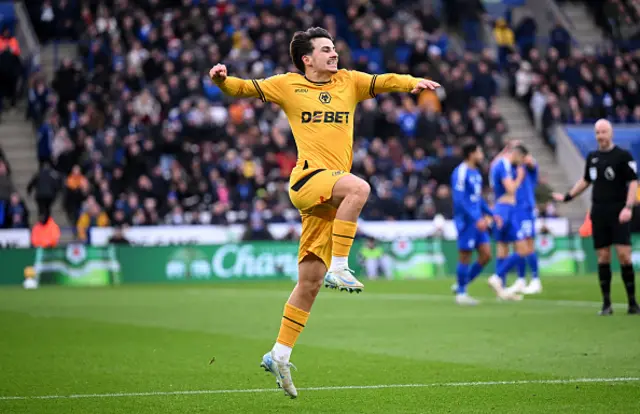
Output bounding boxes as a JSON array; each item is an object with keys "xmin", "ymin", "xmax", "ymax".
[{"xmin": 325, "ymin": 174, "xmax": 370, "ymax": 293}]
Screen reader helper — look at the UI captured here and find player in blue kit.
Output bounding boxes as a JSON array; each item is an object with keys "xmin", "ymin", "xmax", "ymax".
[
  {"xmin": 451, "ymin": 142, "xmax": 496, "ymax": 305},
  {"xmin": 488, "ymin": 144, "xmax": 529, "ymax": 301},
  {"xmin": 505, "ymin": 151, "xmax": 543, "ymax": 295}
]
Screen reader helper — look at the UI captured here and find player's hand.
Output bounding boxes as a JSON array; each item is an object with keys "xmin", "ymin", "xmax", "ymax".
[
  {"xmin": 551, "ymin": 192, "xmax": 566, "ymax": 202},
  {"xmin": 524, "ymin": 154, "xmax": 535, "ymax": 167},
  {"xmin": 475, "ymin": 218, "xmax": 489, "ymax": 232},
  {"xmin": 411, "ymin": 79, "xmax": 441, "ymax": 94},
  {"xmin": 484, "ymin": 215, "xmax": 494, "ymax": 227},
  {"xmin": 209, "ymin": 64, "xmax": 228, "ymax": 82},
  {"xmin": 493, "ymin": 215, "xmax": 503, "ymax": 229},
  {"xmin": 619, "ymin": 206, "xmax": 633, "ymax": 223}
]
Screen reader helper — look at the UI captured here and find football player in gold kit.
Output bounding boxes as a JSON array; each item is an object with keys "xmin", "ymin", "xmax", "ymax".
[{"xmin": 209, "ymin": 27, "xmax": 440, "ymax": 398}]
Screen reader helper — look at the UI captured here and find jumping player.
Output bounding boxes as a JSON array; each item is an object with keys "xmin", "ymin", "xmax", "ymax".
[
  {"xmin": 209, "ymin": 27, "xmax": 440, "ymax": 397},
  {"xmin": 451, "ymin": 142, "xmax": 495, "ymax": 305}
]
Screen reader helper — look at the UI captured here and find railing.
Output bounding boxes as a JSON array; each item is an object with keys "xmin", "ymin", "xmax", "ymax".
[{"xmin": 14, "ymin": 1, "xmax": 40, "ymax": 77}]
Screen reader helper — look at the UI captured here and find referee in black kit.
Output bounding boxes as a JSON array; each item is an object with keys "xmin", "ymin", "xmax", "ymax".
[{"xmin": 553, "ymin": 119, "xmax": 639, "ymax": 315}]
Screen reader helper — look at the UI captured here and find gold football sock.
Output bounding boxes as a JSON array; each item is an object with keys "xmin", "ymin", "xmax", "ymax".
[
  {"xmin": 332, "ymin": 219, "xmax": 357, "ymax": 257},
  {"xmin": 276, "ymin": 303, "xmax": 310, "ymax": 348}
]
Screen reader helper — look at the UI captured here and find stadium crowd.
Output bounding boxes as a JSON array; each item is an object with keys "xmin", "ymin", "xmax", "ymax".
[
  {"xmin": 502, "ymin": 9, "xmax": 640, "ymax": 148},
  {"xmin": 18, "ymin": 0, "xmax": 565, "ymax": 237}
]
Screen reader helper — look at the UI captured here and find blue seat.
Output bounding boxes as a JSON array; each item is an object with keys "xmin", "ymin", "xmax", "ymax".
[
  {"xmin": 0, "ymin": 1, "xmax": 16, "ymax": 32},
  {"xmin": 395, "ymin": 45, "xmax": 412, "ymax": 65},
  {"xmin": 351, "ymin": 48, "xmax": 384, "ymax": 73}
]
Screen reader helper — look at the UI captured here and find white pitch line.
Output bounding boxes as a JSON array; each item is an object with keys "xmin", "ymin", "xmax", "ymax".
[
  {"xmin": 1, "ymin": 377, "xmax": 638, "ymax": 401},
  {"xmin": 186, "ymin": 288, "xmax": 630, "ymax": 310}
]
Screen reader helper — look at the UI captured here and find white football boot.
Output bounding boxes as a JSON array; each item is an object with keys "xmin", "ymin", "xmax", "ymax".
[
  {"xmin": 456, "ymin": 293, "xmax": 480, "ymax": 306},
  {"xmin": 324, "ymin": 268, "xmax": 364, "ymax": 293},
  {"xmin": 505, "ymin": 278, "xmax": 527, "ymax": 295},
  {"xmin": 488, "ymin": 275, "xmax": 523, "ymax": 301},
  {"xmin": 522, "ymin": 278, "xmax": 543, "ymax": 295},
  {"xmin": 260, "ymin": 351, "xmax": 298, "ymax": 399}
]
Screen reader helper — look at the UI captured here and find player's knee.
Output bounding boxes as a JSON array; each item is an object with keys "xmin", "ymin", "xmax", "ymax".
[
  {"xmin": 350, "ymin": 177, "xmax": 371, "ymax": 203},
  {"xmin": 297, "ymin": 277, "xmax": 323, "ymax": 299},
  {"xmin": 478, "ymin": 251, "xmax": 492, "ymax": 265}
]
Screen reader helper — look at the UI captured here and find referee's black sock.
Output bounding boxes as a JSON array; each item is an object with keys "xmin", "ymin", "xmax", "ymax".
[
  {"xmin": 598, "ymin": 263, "xmax": 612, "ymax": 307},
  {"xmin": 620, "ymin": 264, "xmax": 637, "ymax": 306}
]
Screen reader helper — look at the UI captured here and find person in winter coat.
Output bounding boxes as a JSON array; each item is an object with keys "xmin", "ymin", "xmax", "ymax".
[{"xmin": 27, "ymin": 161, "xmax": 61, "ymax": 220}]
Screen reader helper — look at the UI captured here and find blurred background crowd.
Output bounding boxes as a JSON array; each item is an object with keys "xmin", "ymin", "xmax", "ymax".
[{"xmin": 1, "ymin": 0, "xmax": 639, "ymax": 241}]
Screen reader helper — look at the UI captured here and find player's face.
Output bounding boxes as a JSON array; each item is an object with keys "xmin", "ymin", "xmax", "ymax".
[
  {"xmin": 511, "ymin": 150, "xmax": 524, "ymax": 165},
  {"xmin": 595, "ymin": 122, "xmax": 613, "ymax": 149},
  {"xmin": 473, "ymin": 147, "xmax": 485, "ymax": 164},
  {"xmin": 308, "ymin": 37, "xmax": 339, "ymax": 74}
]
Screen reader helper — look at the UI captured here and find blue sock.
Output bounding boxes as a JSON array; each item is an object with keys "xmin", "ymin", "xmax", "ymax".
[
  {"xmin": 527, "ymin": 253, "xmax": 539, "ymax": 279},
  {"xmin": 495, "ymin": 257, "xmax": 505, "ymax": 277},
  {"xmin": 466, "ymin": 262, "xmax": 484, "ymax": 285},
  {"xmin": 456, "ymin": 263, "xmax": 470, "ymax": 294},
  {"xmin": 517, "ymin": 256, "xmax": 526, "ymax": 280},
  {"xmin": 497, "ymin": 254, "xmax": 521, "ymax": 285}
]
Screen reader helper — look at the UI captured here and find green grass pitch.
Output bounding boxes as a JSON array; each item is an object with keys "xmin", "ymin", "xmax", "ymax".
[{"xmin": 1, "ymin": 276, "xmax": 639, "ymax": 413}]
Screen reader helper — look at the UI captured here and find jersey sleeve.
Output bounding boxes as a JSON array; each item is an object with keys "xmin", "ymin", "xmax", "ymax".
[
  {"xmin": 621, "ymin": 151, "xmax": 638, "ymax": 182},
  {"xmin": 349, "ymin": 70, "xmax": 422, "ymax": 102},
  {"xmin": 583, "ymin": 153, "xmax": 593, "ymax": 182},
  {"xmin": 495, "ymin": 162, "xmax": 506, "ymax": 184},
  {"xmin": 528, "ymin": 163, "xmax": 539, "ymax": 184},
  {"xmin": 214, "ymin": 74, "xmax": 288, "ymax": 105}
]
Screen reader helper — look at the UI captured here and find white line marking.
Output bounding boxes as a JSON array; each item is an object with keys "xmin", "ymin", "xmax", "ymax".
[
  {"xmin": 1, "ymin": 377, "xmax": 638, "ymax": 401},
  {"xmin": 187, "ymin": 289, "xmax": 630, "ymax": 310}
]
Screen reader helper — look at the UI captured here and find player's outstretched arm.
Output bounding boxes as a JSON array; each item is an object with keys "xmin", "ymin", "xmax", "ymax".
[
  {"xmin": 552, "ymin": 178, "xmax": 590, "ymax": 203},
  {"xmin": 351, "ymin": 71, "xmax": 440, "ymax": 101},
  {"xmin": 209, "ymin": 64, "xmax": 275, "ymax": 101}
]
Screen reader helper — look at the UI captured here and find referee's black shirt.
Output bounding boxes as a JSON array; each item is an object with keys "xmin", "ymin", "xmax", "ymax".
[{"xmin": 583, "ymin": 146, "xmax": 637, "ymax": 209}]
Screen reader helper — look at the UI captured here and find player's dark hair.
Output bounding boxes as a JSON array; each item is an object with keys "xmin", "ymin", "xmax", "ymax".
[
  {"xmin": 290, "ymin": 27, "xmax": 334, "ymax": 73},
  {"xmin": 462, "ymin": 142, "xmax": 480, "ymax": 160},
  {"xmin": 514, "ymin": 144, "xmax": 529, "ymax": 155}
]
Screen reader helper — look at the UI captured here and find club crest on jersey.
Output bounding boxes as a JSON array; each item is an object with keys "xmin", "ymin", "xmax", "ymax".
[
  {"xmin": 605, "ymin": 166, "xmax": 615, "ymax": 180},
  {"xmin": 318, "ymin": 91, "xmax": 332, "ymax": 104}
]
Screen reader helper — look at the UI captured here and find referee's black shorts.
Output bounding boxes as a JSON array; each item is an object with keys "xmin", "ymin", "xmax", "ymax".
[{"xmin": 590, "ymin": 204, "xmax": 632, "ymax": 249}]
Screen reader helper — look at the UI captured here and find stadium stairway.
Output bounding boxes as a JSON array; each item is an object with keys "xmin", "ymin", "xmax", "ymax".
[
  {"xmin": 0, "ymin": 42, "xmax": 78, "ymax": 231},
  {"xmin": 559, "ymin": 1, "xmax": 605, "ymax": 47},
  {"xmin": 0, "ymin": 109, "xmax": 41, "ymax": 223},
  {"xmin": 495, "ymin": 96, "xmax": 586, "ymax": 223}
]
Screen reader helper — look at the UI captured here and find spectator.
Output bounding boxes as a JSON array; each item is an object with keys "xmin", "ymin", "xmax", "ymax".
[
  {"xmin": 27, "ymin": 76, "xmax": 50, "ymax": 126},
  {"xmin": 549, "ymin": 21, "xmax": 572, "ymax": 58},
  {"xmin": 27, "ymin": 162, "xmax": 61, "ymax": 220},
  {"xmin": 514, "ymin": 11, "xmax": 537, "ymax": 60},
  {"xmin": 6, "ymin": 192, "xmax": 29, "ymax": 229},
  {"xmin": 76, "ymin": 198, "xmax": 110, "ymax": 242},
  {"xmin": 64, "ymin": 165, "xmax": 89, "ymax": 224},
  {"xmin": 0, "ymin": 27, "xmax": 22, "ymax": 120},
  {"xmin": 493, "ymin": 18, "xmax": 515, "ymax": 70}
]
